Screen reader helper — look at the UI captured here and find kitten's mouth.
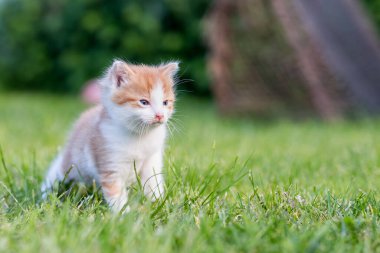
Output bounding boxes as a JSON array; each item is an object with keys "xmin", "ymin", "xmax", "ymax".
[{"xmin": 151, "ymin": 121, "xmax": 164, "ymax": 126}]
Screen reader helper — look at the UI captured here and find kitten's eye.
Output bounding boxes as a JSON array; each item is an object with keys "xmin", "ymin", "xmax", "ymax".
[
  {"xmin": 139, "ymin": 99, "xmax": 150, "ymax": 106},
  {"xmin": 163, "ymin": 100, "xmax": 169, "ymax": 106}
]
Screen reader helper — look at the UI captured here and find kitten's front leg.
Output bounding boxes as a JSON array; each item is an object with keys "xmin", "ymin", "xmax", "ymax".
[
  {"xmin": 140, "ymin": 152, "xmax": 165, "ymax": 201},
  {"xmin": 100, "ymin": 172, "xmax": 129, "ymax": 213}
]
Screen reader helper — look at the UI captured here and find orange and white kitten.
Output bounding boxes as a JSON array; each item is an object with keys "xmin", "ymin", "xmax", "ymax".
[{"xmin": 42, "ymin": 60, "xmax": 179, "ymax": 213}]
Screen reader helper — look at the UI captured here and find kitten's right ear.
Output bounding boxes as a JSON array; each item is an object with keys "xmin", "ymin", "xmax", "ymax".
[{"xmin": 108, "ymin": 60, "xmax": 135, "ymax": 88}]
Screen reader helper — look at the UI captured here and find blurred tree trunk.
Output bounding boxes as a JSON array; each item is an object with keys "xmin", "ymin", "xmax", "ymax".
[
  {"xmin": 206, "ymin": 0, "xmax": 380, "ymax": 119},
  {"xmin": 292, "ymin": 0, "xmax": 380, "ymax": 112},
  {"xmin": 272, "ymin": 0, "xmax": 343, "ymax": 120}
]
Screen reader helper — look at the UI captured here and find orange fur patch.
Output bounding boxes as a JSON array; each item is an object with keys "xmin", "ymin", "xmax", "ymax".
[
  {"xmin": 112, "ymin": 65, "xmax": 175, "ymax": 107},
  {"xmin": 101, "ymin": 181, "xmax": 122, "ymax": 197},
  {"xmin": 99, "ymin": 171, "xmax": 123, "ymax": 197}
]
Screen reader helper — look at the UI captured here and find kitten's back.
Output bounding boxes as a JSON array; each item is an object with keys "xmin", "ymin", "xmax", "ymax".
[{"xmin": 60, "ymin": 105, "xmax": 103, "ymax": 178}]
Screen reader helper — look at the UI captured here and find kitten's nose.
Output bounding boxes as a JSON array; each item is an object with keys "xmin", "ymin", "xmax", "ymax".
[{"xmin": 155, "ymin": 113, "xmax": 164, "ymax": 121}]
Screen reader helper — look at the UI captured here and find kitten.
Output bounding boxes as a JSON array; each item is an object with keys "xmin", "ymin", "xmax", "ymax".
[{"xmin": 41, "ymin": 59, "xmax": 179, "ymax": 213}]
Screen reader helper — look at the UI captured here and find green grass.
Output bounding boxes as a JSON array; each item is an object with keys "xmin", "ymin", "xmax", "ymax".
[{"xmin": 0, "ymin": 92, "xmax": 379, "ymax": 253}]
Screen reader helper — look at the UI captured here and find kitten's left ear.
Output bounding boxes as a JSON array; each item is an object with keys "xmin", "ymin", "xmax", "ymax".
[
  {"xmin": 159, "ymin": 61, "xmax": 180, "ymax": 79},
  {"xmin": 108, "ymin": 60, "xmax": 135, "ymax": 88}
]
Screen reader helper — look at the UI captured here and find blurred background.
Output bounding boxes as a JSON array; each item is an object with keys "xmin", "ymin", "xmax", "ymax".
[{"xmin": 0, "ymin": 0, "xmax": 380, "ymax": 120}]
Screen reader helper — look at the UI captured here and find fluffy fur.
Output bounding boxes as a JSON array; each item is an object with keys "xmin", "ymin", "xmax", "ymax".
[{"xmin": 41, "ymin": 60, "xmax": 179, "ymax": 213}]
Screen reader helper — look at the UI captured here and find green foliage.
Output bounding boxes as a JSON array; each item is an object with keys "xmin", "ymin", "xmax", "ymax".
[
  {"xmin": 0, "ymin": 0, "xmax": 210, "ymax": 93},
  {"xmin": 363, "ymin": 0, "xmax": 380, "ymax": 33},
  {"xmin": 1, "ymin": 93, "xmax": 380, "ymax": 252}
]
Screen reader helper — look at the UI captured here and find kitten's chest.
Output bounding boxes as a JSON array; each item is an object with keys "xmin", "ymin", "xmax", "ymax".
[
  {"xmin": 114, "ymin": 137, "xmax": 161, "ymax": 160},
  {"xmin": 105, "ymin": 126, "xmax": 166, "ymax": 161}
]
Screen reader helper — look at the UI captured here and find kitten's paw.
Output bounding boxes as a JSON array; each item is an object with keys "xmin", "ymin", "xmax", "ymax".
[
  {"xmin": 108, "ymin": 196, "xmax": 130, "ymax": 214},
  {"xmin": 40, "ymin": 181, "xmax": 53, "ymax": 200}
]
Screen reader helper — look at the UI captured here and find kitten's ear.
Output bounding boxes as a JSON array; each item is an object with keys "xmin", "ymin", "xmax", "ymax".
[
  {"xmin": 159, "ymin": 61, "xmax": 180, "ymax": 79},
  {"xmin": 108, "ymin": 60, "xmax": 135, "ymax": 88}
]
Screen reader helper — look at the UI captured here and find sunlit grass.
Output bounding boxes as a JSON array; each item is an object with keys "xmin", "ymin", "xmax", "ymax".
[{"xmin": 0, "ymin": 92, "xmax": 379, "ymax": 252}]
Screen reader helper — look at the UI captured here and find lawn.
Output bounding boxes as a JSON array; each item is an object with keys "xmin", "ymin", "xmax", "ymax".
[{"xmin": 0, "ymin": 92, "xmax": 379, "ymax": 253}]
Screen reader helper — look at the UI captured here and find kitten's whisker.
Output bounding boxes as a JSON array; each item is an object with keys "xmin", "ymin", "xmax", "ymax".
[
  {"xmin": 171, "ymin": 113, "xmax": 185, "ymax": 118},
  {"xmin": 173, "ymin": 119, "xmax": 184, "ymax": 133},
  {"xmin": 176, "ymin": 79, "xmax": 194, "ymax": 85},
  {"xmin": 138, "ymin": 122, "xmax": 146, "ymax": 140},
  {"xmin": 141, "ymin": 123, "xmax": 148, "ymax": 137},
  {"xmin": 167, "ymin": 120, "xmax": 183, "ymax": 136},
  {"xmin": 130, "ymin": 119, "xmax": 143, "ymax": 135},
  {"xmin": 130, "ymin": 120, "xmax": 139, "ymax": 132},
  {"xmin": 169, "ymin": 118, "xmax": 185, "ymax": 130},
  {"xmin": 166, "ymin": 123, "xmax": 174, "ymax": 137}
]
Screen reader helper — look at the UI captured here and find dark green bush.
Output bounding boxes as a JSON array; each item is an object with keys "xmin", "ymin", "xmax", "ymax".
[
  {"xmin": 0, "ymin": 0, "xmax": 210, "ymax": 94},
  {"xmin": 363, "ymin": 0, "xmax": 380, "ymax": 34}
]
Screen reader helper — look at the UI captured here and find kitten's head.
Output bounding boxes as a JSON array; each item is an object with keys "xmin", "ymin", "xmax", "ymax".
[{"xmin": 100, "ymin": 60, "xmax": 179, "ymax": 132}]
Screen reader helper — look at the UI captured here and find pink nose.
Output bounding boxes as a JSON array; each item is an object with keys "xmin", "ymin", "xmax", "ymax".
[{"xmin": 155, "ymin": 114, "xmax": 164, "ymax": 121}]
